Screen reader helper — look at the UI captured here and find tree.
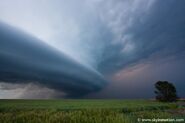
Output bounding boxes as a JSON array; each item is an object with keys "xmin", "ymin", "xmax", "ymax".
[{"xmin": 154, "ymin": 81, "xmax": 178, "ymax": 102}]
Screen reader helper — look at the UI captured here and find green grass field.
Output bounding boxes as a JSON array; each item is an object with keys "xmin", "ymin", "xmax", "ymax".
[{"xmin": 0, "ymin": 99, "xmax": 184, "ymax": 123}]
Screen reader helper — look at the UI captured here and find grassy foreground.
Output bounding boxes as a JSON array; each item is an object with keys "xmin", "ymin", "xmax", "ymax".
[{"xmin": 0, "ymin": 99, "xmax": 184, "ymax": 123}]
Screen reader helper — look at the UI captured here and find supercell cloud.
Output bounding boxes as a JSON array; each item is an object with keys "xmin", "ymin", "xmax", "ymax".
[
  {"xmin": 0, "ymin": 22, "xmax": 105, "ymax": 97},
  {"xmin": 0, "ymin": 0, "xmax": 185, "ymax": 98}
]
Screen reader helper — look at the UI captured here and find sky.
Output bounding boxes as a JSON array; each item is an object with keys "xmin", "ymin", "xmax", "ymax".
[{"xmin": 0, "ymin": 0, "xmax": 185, "ymax": 99}]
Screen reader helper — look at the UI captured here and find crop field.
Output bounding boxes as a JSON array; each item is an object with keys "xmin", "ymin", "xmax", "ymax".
[{"xmin": 0, "ymin": 99, "xmax": 184, "ymax": 123}]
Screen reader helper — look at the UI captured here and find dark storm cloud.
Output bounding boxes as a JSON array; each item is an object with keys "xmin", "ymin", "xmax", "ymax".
[
  {"xmin": 0, "ymin": 22, "xmax": 106, "ymax": 97},
  {"xmin": 0, "ymin": 0, "xmax": 185, "ymax": 99},
  {"xmin": 98, "ymin": 0, "xmax": 185, "ymax": 74},
  {"xmin": 87, "ymin": 53, "xmax": 185, "ymax": 99},
  {"xmin": 88, "ymin": 0, "xmax": 185, "ymax": 98}
]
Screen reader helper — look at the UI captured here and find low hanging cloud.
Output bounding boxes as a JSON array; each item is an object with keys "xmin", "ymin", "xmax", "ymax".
[
  {"xmin": 0, "ymin": 0, "xmax": 185, "ymax": 98},
  {"xmin": 0, "ymin": 22, "xmax": 106, "ymax": 98},
  {"xmin": 0, "ymin": 82, "xmax": 65, "ymax": 99}
]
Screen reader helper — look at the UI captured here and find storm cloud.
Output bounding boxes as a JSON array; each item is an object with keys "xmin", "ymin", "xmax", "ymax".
[
  {"xmin": 0, "ymin": 0, "xmax": 185, "ymax": 98},
  {"xmin": 94, "ymin": 0, "xmax": 185, "ymax": 74},
  {"xmin": 0, "ymin": 22, "xmax": 106, "ymax": 97}
]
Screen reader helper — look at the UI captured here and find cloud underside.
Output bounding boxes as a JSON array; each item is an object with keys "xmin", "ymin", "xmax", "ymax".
[
  {"xmin": 0, "ymin": 82, "xmax": 65, "ymax": 99},
  {"xmin": 0, "ymin": 22, "xmax": 106, "ymax": 98},
  {"xmin": 0, "ymin": 0, "xmax": 185, "ymax": 98}
]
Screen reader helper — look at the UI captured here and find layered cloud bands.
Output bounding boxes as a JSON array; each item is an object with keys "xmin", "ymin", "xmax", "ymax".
[
  {"xmin": 0, "ymin": 22, "xmax": 105, "ymax": 98},
  {"xmin": 0, "ymin": 0, "xmax": 185, "ymax": 98}
]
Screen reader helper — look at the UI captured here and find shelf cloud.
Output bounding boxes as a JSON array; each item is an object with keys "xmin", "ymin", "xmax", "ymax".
[
  {"xmin": 0, "ymin": 0, "xmax": 185, "ymax": 98},
  {"xmin": 0, "ymin": 22, "xmax": 106, "ymax": 97}
]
